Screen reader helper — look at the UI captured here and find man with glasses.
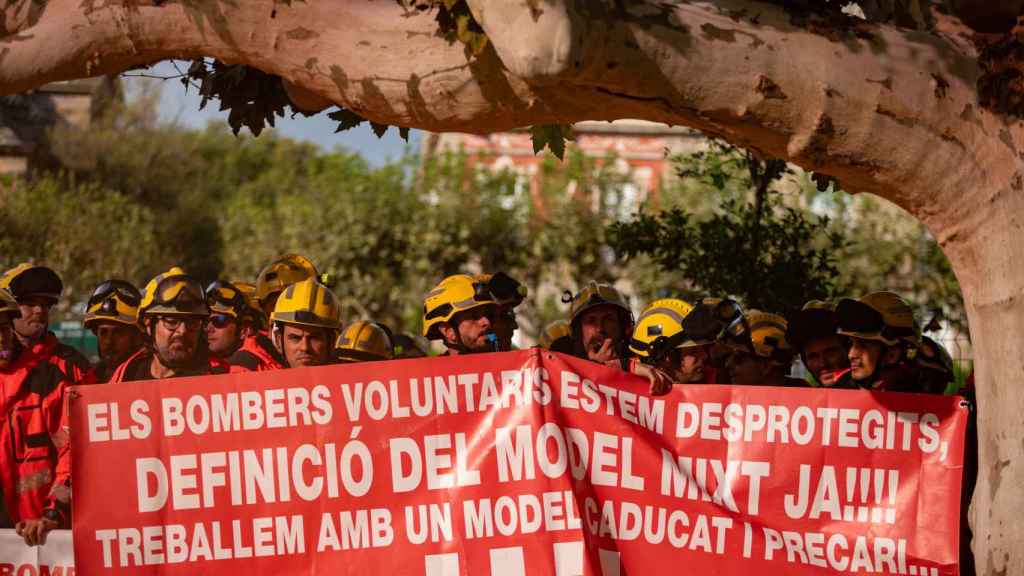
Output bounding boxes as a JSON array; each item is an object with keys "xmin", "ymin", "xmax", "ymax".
[
  {"xmin": 0, "ymin": 264, "xmax": 90, "ymax": 384},
  {"xmin": 423, "ymin": 274, "xmax": 501, "ymax": 355},
  {"xmin": 108, "ymin": 268, "xmax": 243, "ymax": 382},
  {"xmin": 82, "ymin": 280, "xmax": 144, "ymax": 383},
  {"xmin": 0, "ymin": 288, "xmax": 74, "ymax": 544}
]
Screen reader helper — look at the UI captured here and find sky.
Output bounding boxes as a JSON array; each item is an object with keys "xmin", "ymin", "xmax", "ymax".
[{"xmin": 128, "ymin": 61, "xmax": 419, "ymax": 165}]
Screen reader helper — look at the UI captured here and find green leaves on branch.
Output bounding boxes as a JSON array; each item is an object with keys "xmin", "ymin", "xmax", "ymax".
[
  {"xmin": 428, "ymin": 0, "xmax": 490, "ymax": 57},
  {"xmin": 186, "ymin": 60, "xmax": 291, "ymax": 137},
  {"xmin": 530, "ymin": 124, "xmax": 575, "ymax": 160},
  {"xmin": 326, "ymin": 107, "xmax": 410, "ymax": 141}
]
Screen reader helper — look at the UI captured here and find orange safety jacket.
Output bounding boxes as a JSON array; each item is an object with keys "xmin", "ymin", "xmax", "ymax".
[
  {"xmin": 0, "ymin": 335, "xmax": 81, "ymax": 526},
  {"xmin": 108, "ymin": 348, "xmax": 248, "ymax": 384},
  {"xmin": 227, "ymin": 333, "xmax": 286, "ymax": 371}
]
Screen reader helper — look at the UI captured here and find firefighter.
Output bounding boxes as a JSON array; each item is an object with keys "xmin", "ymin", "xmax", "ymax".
[
  {"xmin": 0, "ymin": 264, "xmax": 90, "ymax": 383},
  {"xmin": 335, "ymin": 321, "xmax": 394, "ymax": 363},
  {"xmin": 270, "ymin": 278, "xmax": 342, "ymax": 368},
  {"xmin": 834, "ymin": 291, "xmax": 920, "ymax": 391},
  {"xmin": 913, "ymin": 336, "xmax": 956, "ymax": 395},
  {"xmin": 82, "ymin": 280, "xmax": 144, "ymax": 383},
  {"xmin": 0, "ymin": 288, "xmax": 72, "ymax": 544},
  {"xmin": 565, "ymin": 281, "xmax": 634, "ymax": 369},
  {"xmin": 630, "ymin": 298, "xmax": 718, "ymax": 384},
  {"xmin": 475, "ymin": 272, "xmax": 527, "ymax": 351},
  {"xmin": 423, "ymin": 274, "xmax": 501, "ymax": 355},
  {"xmin": 723, "ymin": 310, "xmax": 806, "ymax": 387},
  {"xmin": 108, "ymin": 267, "xmax": 240, "ymax": 382},
  {"xmin": 223, "ymin": 279, "xmax": 287, "ymax": 371},
  {"xmin": 538, "ymin": 320, "xmax": 573, "ymax": 354},
  {"xmin": 787, "ymin": 300, "xmax": 851, "ymax": 388},
  {"xmin": 255, "ymin": 254, "xmax": 320, "ymax": 319},
  {"xmin": 205, "ymin": 280, "xmax": 256, "ymax": 359}
]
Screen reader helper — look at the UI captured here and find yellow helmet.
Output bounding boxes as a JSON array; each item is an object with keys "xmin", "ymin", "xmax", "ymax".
[
  {"xmin": 475, "ymin": 272, "xmax": 527, "ymax": 308},
  {"xmin": 335, "ymin": 321, "xmax": 394, "ymax": 362},
  {"xmin": 84, "ymin": 280, "xmax": 141, "ymax": 329},
  {"xmin": 629, "ymin": 298, "xmax": 694, "ymax": 360},
  {"xmin": 139, "ymin": 267, "xmax": 209, "ymax": 317},
  {"xmin": 0, "ymin": 263, "xmax": 62, "ymax": 303},
  {"xmin": 232, "ymin": 280, "xmax": 267, "ymax": 327},
  {"xmin": 539, "ymin": 320, "xmax": 571, "ymax": 350},
  {"xmin": 0, "ymin": 288, "xmax": 21, "ymax": 319},
  {"xmin": 836, "ymin": 291, "xmax": 918, "ymax": 347},
  {"xmin": 725, "ymin": 310, "xmax": 794, "ymax": 363},
  {"xmin": 256, "ymin": 253, "xmax": 320, "ymax": 304},
  {"xmin": 270, "ymin": 277, "xmax": 341, "ymax": 330},
  {"xmin": 205, "ymin": 280, "xmax": 249, "ymax": 319},
  {"xmin": 567, "ymin": 281, "xmax": 631, "ymax": 325},
  {"xmin": 422, "ymin": 274, "xmax": 497, "ymax": 340}
]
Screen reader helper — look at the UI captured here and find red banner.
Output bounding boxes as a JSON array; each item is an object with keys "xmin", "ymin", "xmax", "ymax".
[{"xmin": 70, "ymin": 350, "xmax": 967, "ymax": 575}]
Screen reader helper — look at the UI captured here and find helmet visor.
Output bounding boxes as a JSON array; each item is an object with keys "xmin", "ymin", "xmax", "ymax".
[
  {"xmin": 153, "ymin": 276, "xmax": 206, "ymax": 313},
  {"xmin": 205, "ymin": 281, "xmax": 246, "ymax": 311},
  {"xmin": 88, "ymin": 280, "xmax": 141, "ymax": 309}
]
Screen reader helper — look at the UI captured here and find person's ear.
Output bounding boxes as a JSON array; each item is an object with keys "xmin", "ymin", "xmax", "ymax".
[{"xmin": 439, "ymin": 322, "xmax": 457, "ymax": 344}]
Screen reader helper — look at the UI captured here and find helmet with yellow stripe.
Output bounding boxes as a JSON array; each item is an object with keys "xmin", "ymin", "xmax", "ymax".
[
  {"xmin": 0, "ymin": 288, "xmax": 21, "ymax": 320},
  {"xmin": 256, "ymin": 254, "xmax": 320, "ymax": 313},
  {"xmin": 629, "ymin": 298, "xmax": 694, "ymax": 362},
  {"xmin": 85, "ymin": 279, "xmax": 141, "ymax": 329},
  {"xmin": 139, "ymin": 267, "xmax": 209, "ymax": 317},
  {"xmin": 270, "ymin": 277, "xmax": 341, "ymax": 330},
  {"xmin": 539, "ymin": 319, "xmax": 571, "ymax": 350},
  {"xmin": 724, "ymin": 310, "xmax": 794, "ymax": 364},
  {"xmin": 335, "ymin": 321, "xmax": 394, "ymax": 363},
  {"xmin": 0, "ymin": 263, "xmax": 62, "ymax": 304},
  {"xmin": 422, "ymin": 274, "xmax": 497, "ymax": 341}
]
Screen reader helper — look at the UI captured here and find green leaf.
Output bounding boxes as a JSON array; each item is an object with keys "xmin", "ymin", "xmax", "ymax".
[
  {"xmin": 327, "ymin": 107, "xmax": 366, "ymax": 132},
  {"xmin": 530, "ymin": 124, "xmax": 573, "ymax": 160},
  {"xmin": 370, "ymin": 122, "xmax": 389, "ymax": 138}
]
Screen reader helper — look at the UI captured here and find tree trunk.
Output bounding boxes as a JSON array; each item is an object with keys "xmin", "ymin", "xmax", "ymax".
[{"xmin": 3, "ymin": 1, "xmax": 1023, "ymax": 572}]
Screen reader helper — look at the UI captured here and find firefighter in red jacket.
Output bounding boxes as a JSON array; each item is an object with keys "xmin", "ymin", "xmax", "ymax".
[
  {"xmin": 82, "ymin": 280, "xmax": 145, "ymax": 384},
  {"xmin": 204, "ymin": 280, "xmax": 285, "ymax": 371},
  {"xmin": 0, "ymin": 264, "xmax": 90, "ymax": 384},
  {"xmin": 109, "ymin": 268, "xmax": 243, "ymax": 382},
  {"xmin": 0, "ymin": 288, "xmax": 73, "ymax": 545}
]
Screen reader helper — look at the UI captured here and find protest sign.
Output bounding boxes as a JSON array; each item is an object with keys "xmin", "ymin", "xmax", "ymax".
[
  {"xmin": 70, "ymin": 350, "xmax": 967, "ymax": 574},
  {"xmin": 0, "ymin": 529, "xmax": 74, "ymax": 574}
]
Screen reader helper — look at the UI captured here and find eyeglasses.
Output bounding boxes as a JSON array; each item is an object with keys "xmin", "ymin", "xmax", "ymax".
[
  {"xmin": 206, "ymin": 314, "xmax": 234, "ymax": 329},
  {"xmin": 88, "ymin": 280, "xmax": 141, "ymax": 309},
  {"xmin": 158, "ymin": 316, "xmax": 202, "ymax": 332}
]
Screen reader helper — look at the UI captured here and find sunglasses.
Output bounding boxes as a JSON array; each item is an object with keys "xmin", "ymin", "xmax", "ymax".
[
  {"xmin": 88, "ymin": 280, "xmax": 141, "ymax": 309},
  {"xmin": 206, "ymin": 314, "xmax": 234, "ymax": 329}
]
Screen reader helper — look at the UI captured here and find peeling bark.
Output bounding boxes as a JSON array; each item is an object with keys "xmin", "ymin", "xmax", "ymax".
[{"xmin": 2, "ymin": 1, "xmax": 1023, "ymax": 572}]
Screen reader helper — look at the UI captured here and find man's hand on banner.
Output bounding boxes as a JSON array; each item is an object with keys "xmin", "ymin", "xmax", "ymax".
[
  {"xmin": 630, "ymin": 361, "xmax": 675, "ymax": 396},
  {"xmin": 15, "ymin": 518, "xmax": 57, "ymax": 547}
]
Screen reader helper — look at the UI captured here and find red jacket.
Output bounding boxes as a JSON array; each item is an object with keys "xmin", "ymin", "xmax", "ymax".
[
  {"xmin": 108, "ymin": 348, "xmax": 248, "ymax": 383},
  {"xmin": 0, "ymin": 335, "xmax": 77, "ymax": 526},
  {"xmin": 228, "ymin": 334, "xmax": 286, "ymax": 372}
]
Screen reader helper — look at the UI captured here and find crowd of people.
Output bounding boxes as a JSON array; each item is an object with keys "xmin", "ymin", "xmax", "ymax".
[{"xmin": 0, "ymin": 254, "xmax": 971, "ymax": 551}]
